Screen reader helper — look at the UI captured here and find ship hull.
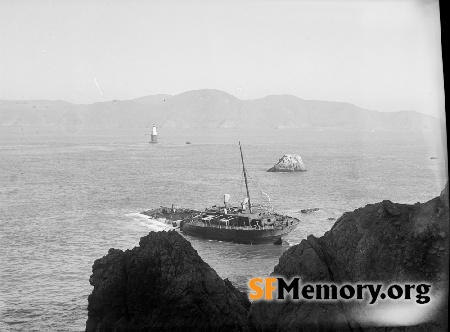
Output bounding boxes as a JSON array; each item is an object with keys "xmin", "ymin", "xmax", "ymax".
[
  {"xmin": 180, "ymin": 222, "xmax": 298, "ymax": 245},
  {"xmin": 141, "ymin": 207, "xmax": 198, "ymax": 221}
]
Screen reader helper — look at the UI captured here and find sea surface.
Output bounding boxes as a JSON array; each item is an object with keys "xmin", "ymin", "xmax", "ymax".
[{"xmin": 0, "ymin": 127, "xmax": 447, "ymax": 331}]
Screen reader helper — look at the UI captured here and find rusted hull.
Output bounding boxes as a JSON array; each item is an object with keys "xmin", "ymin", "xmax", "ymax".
[{"xmin": 180, "ymin": 222, "xmax": 298, "ymax": 245}]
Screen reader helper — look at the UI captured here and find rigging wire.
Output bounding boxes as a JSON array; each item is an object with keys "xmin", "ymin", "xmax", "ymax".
[{"xmin": 238, "ymin": 146, "xmax": 275, "ymax": 210}]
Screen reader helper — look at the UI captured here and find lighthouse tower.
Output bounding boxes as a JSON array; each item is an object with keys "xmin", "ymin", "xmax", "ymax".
[{"xmin": 150, "ymin": 124, "xmax": 158, "ymax": 143}]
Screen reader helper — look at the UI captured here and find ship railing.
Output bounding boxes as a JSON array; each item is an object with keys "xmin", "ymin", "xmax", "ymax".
[
  {"xmin": 200, "ymin": 215, "xmax": 214, "ymax": 227},
  {"xmin": 218, "ymin": 217, "xmax": 233, "ymax": 228}
]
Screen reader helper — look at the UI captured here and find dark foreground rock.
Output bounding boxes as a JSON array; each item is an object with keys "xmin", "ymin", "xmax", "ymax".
[
  {"xmin": 268, "ymin": 154, "xmax": 307, "ymax": 172},
  {"xmin": 86, "ymin": 230, "xmax": 250, "ymax": 332},
  {"xmin": 87, "ymin": 183, "xmax": 448, "ymax": 331},
  {"xmin": 248, "ymin": 182, "xmax": 449, "ymax": 331}
]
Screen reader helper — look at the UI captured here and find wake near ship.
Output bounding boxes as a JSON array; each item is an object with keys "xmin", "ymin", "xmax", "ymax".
[{"xmin": 142, "ymin": 142, "xmax": 300, "ymax": 244}]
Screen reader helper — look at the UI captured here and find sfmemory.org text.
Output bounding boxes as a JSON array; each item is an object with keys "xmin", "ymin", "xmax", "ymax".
[{"xmin": 248, "ymin": 277, "xmax": 431, "ymax": 304}]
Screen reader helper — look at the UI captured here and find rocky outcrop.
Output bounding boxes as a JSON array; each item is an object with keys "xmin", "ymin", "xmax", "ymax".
[
  {"xmin": 86, "ymin": 230, "xmax": 250, "ymax": 332},
  {"xmin": 249, "ymin": 182, "xmax": 449, "ymax": 331},
  {"xmin": 268, "ymin": 154, "xmax": 307, "ymax": 172},
  {"xmin": 87, "ymin": 184, "xmax": 449, "ymax": 331}
]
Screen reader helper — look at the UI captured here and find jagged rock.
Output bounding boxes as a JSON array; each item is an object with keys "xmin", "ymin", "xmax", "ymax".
[
  {"xmin": 382, "ymin": 200, "xmax": 401, "ymax": 216},
  {"xmin": 86, "ymin": 183, "xmax": 449, "ymax": 331},
  {"xmin": 249, "ymin": 182, "xmax": 449, "ymax": 331},
  {"xmin": 440, "ymin": 181, "xmax": 449, "ymax": 208},
  {"xmin": 86, "ymin": 230, "xmax": 250, "ymax": 332},
  {"xmin": 268, "ymin": 154, "xmax": 306, "ymax": 172}
]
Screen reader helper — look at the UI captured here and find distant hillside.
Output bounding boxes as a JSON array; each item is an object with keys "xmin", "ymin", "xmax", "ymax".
[{"xmin": 0, "ymin": 89, "xmax": 443, "ymax": 131}]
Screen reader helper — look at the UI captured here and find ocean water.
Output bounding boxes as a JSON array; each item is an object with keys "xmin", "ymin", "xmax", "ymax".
[{"xmin": 0, "ymin": 127, "xmax": 447, "ymax": 331}]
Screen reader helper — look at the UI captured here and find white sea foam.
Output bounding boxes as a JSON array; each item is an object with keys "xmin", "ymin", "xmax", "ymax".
[
  {"xmin": 125, "ymin": 212, "xmax": 173, "ymax": 232},
  {"xmin": 139, "ymin": 221, "xmax": 173, "ymax": 232},
  {"xmin": 125, "ymin": 212, "xmax": 148, "ymax": 220}
]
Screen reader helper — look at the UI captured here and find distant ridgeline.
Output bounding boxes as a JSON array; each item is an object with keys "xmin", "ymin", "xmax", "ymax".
[{"xmin": 0, "ymin": 89, "xmax": 443, "ymax": 130}]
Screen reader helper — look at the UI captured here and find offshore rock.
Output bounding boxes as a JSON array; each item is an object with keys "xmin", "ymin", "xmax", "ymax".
[
  {"xmin": 86, "ymin": 230, "xmax": 250, "ymax": 332},
  {"xmin": 249, "ymin": 182, "xmax": 449, "ymax": 331},
  {"xmin": 268, "ymin": 154, "xmax": 307, "ymax": 172}
]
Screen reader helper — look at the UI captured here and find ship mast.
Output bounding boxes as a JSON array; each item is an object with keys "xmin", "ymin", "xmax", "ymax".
[{"xmin": 239, "ymin": 141, "xmax": 252, "ymax": 213}]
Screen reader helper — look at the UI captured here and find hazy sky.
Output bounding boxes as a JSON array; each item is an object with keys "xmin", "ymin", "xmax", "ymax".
[{"xmin": 0, "ymin": 0, "xmax": 445, "ymax": 118}]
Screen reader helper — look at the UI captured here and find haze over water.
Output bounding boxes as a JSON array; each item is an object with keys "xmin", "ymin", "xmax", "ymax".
[{"xmin": 0, "ymin": 127, "xmax": 447, "ymax": 331}]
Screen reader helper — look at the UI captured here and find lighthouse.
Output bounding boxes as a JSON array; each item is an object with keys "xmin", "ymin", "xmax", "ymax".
[{"xmin": 150, "ymin": 124, "xmax": 158, "ymax": 143}]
